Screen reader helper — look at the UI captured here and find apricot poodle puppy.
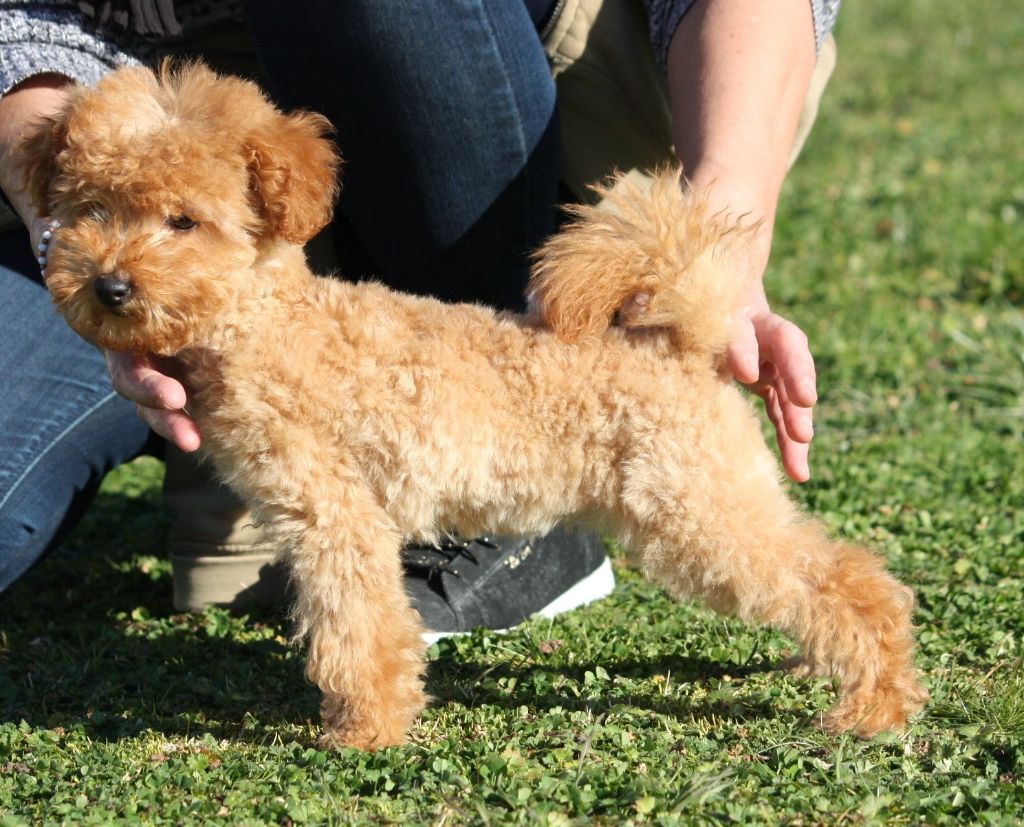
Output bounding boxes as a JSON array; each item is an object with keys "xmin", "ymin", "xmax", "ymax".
[{"xmin": 19, "ymin": 63, "xmax": 927, "ymax": 749}]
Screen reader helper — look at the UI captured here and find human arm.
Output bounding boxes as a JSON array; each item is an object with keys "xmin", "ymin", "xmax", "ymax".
[
  {"xmin": 0, "ymin": 74, "xmax": 73, "ymax": 248},
  {"xmin": 0, "ymin": 0, "xmax": 133, "ymax": 225},
  {"xmin": 664, "ymin": 0, "xmax": 822, "ymax": 482}
]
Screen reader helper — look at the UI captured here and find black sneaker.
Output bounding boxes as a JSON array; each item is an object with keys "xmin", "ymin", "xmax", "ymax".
[{"xmin": 402, "ymin": 525, "xmax": 615, "ymax": 643}]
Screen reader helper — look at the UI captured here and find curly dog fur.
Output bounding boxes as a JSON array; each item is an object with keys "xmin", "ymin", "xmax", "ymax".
[{"xmin": 20, "ymin": 62, "xmax": 927, "ymax": 749}]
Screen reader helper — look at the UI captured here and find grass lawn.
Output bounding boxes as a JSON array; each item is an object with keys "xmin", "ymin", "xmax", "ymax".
[{"xmin": 2, "ymin": 1, "xmax": 1022, "ymax": 823}]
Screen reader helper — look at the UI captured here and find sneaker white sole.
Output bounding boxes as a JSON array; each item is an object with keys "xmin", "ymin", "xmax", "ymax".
[{"xmin": 421, "ymin": 556, "xmax": 616, "ymax": 644}]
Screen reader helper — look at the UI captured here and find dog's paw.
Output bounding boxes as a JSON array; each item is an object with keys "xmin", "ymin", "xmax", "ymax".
[
  {"xmin": 316, "ymin": 725, "xmax": 407, "ymax": 752},
  {"xmin": 822, "ymin": 681, "xmax": 929, "ymax": 738},
  {"xmin": 318, "ymin": 698, "xmax": 415, "ymax": 751},
  {"xmin": 780, "ymin": 653, "xmax": 830, "ymax": 680}
]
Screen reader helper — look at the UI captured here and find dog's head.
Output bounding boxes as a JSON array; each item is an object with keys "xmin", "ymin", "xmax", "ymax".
[{"xmin": 19, "ymin": 61, "xmax": 340, "ymax": 354}]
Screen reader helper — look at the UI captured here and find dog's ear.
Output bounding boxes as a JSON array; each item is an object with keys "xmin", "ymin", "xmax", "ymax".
[
  {"xmin": 15, "ymin": 109, "xmax": 71, "ymax": 217},
  {"xmin": 246, "ymin": 110, "xmax": 341, "ymax": 244}
]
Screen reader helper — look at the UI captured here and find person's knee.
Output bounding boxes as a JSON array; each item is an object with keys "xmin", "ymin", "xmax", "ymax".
[{"xmin": 0, "ymin": 393, "xmax": 151, "ymax": 591}]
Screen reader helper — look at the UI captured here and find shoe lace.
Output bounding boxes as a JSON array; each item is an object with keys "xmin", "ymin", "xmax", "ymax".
[{"xmin": 401, "ymin": 535, "xmax": 499, "ymax": 579}]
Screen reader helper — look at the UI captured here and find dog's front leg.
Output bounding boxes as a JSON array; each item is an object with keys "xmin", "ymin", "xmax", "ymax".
[{"xmin": 284, "ymin": 479, "xmax": 428, "ymax": 750}]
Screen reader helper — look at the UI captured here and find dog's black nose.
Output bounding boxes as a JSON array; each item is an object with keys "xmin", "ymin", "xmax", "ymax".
[{"xmin": 94, "ymin": 274, "xmax": 133, "ymax": 307}]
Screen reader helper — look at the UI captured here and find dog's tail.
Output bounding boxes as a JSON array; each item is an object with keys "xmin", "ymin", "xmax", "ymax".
[{"xmin": 529, "ymin": 168, "xmax": 757, "ymax": 357}]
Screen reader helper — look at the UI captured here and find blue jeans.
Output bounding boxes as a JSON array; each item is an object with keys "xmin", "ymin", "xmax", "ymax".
[
  {"xmin": 243, "ymin": 0, "xmax": 560, "ymax": 311},
  {"xmin": 0, "ymin": 229, "xmax": 152, "ymax": 591},
  {"xmin": 0, "ymin": 1, "xmax": 560, "ymax": 588}
]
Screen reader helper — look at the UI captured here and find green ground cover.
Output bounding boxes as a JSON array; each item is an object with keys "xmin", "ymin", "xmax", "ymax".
[{"xmin": 2, "ymin": 0, "xmax": 1022, "ymax": 823}]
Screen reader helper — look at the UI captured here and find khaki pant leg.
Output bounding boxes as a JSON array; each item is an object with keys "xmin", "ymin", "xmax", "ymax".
[
  {"xmin": 164, "ymin": 447, "xmax": 287, "ymax": 611},
  {"xmin": 790, "ymin": 34, "xmax": 837, "ymax": 167},
  {"xmin": 544, "ymin": 0, "xmax": 837, "ymax": 200}
]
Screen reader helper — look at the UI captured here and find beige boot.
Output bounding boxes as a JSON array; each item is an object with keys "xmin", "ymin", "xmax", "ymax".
[{"xmin": 164, "ymin": 446, "xmax": 288, "ymax": 611}]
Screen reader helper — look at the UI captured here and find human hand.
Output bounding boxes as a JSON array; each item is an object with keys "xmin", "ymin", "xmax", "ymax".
[
  {"xmin": 105, "ymin": 350, "xmax": 202, "ymax": 452},
  {"xmin": 727, "ymin": 282, "xmax": 816, "ymax": 483}
]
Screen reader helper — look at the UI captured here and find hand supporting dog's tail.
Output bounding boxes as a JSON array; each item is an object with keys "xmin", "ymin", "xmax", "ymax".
[{"xmin": 529, "ymin": 168, "xmax": 758, "ymax": 358}]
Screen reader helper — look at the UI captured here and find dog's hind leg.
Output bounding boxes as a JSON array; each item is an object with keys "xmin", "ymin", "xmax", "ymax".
[
  {"xmin": 622, "ymin": 416, "xmax": 927, "ymax": 736},
  {"xmin": 279, "ymin": 476, "xmax": 428, "ymax": 750}
]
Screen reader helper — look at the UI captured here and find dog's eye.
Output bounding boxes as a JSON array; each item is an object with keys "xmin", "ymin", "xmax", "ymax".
[{"xmin": 167, "ymin": 215, "xmax": 198, "ymax": 231}]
